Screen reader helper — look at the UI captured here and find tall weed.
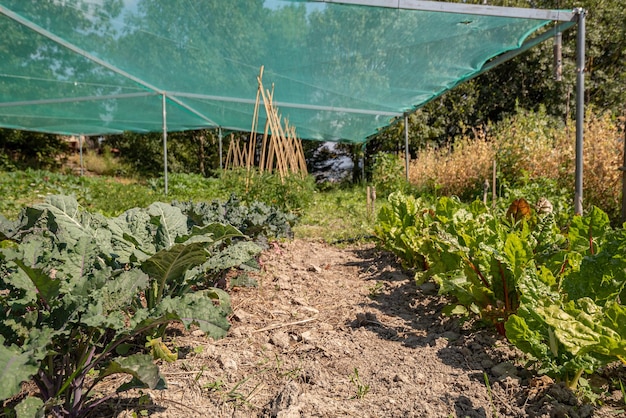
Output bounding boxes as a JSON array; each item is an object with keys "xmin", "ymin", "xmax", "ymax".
[
  {"xmin": 409, "ymin": 109, "xmax": 625, "ymax": 222},
  {"xmin": 408, "ymin": 132, "xmax": 495, "ymax": 200}
]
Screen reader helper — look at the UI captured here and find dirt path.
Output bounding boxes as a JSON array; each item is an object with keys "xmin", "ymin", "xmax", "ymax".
[{"xmin": 103, "ymin": 239, "xmax": 624, "ymax": 417}]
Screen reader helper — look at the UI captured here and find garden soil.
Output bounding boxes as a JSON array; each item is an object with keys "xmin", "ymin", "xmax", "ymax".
[{"xmin": 100, "ymin": 239, "xmax": 625, "ymax": 418}]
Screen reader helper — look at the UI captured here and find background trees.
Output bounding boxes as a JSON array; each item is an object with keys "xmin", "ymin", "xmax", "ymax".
[{"xmin": 1, "ymin": 0, "xmax": 623, "ymax": 179}]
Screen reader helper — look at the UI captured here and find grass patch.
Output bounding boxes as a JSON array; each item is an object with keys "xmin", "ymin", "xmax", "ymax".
[
  {"xmin": 292, "ymin": 186, "xmax": 379, "ymax": 243},
  {"xmin": 0, "ymin": 169, "xmax": 381, "ymax": 243}
]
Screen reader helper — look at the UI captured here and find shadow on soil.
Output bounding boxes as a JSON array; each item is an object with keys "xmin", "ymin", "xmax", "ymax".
[
  {"xmin": 341, "ymin": 245, "xmax": 623, "ymax": 418},
  {"xmin": 341, "ymin": 246, "xmax": 536, "ymax": 417}
]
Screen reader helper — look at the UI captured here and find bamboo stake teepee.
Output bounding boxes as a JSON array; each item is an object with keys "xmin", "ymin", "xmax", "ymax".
[{"xmin": 224, "ymin": 67, "xmax": 308, "ymax": 181}]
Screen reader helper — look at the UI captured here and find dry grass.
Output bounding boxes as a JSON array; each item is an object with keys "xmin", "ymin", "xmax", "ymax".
[
  {"xmin": 66, "ymin": 147, "xmax": 128, "ymax": 176},
  {"xmin": 408, "ymin": 110, "xmax": 625, "ymax": 218},
  {"xmin": 408, "ymin": 131, "xmax": 495, "ymax": 198}
]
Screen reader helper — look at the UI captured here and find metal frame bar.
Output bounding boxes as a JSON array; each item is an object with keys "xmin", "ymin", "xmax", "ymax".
[
  {"xmin": 574, "ymin": 8, "xmax": 586, "ymax": 215},
  {"xmin": 316, "ymin": 0, "xmax": 577, "ymax": 21},
  {"xmin": 404, "ymin": 114, "xmax": 409, "ymax": 182},
  {"xmin": 172, "ymin": 91, "xmax": 403, "ymax": 117},
  {"xmin": 0, "ymin": 5, "xmax": 217, "ymax": 127},
  {"xmin": 0, "ymin": 92, "xmax": 157, "ymax": 108},
  {"xmin": 162, "ymin": 94, "xmax": 168, "ymax": 195}
]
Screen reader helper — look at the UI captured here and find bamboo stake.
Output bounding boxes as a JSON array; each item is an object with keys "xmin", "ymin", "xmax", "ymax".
[
  {"xmin": 261, "ymin": 117, "xmax": 271, "ymax": 173},
  {"xmin": 232, "ymin": 138, "xmax": 240, "ymax": 168},
  {"xmin": 224, "ymin": 134, "xmax": 234, "ymax": 170},
  {"xmin": 248, "ymin": 66, "xmax": 264, "ymax": 172},
  {"xmin": 259, "ymin": 84, "xmax": 288, "ymax": 180},
  {"xmin": 259, "ymin": 84, "xmax": 274, "ymax": 174},
  {"xmin": 295, "ymin": 136, "xmax": 308, "ymax": 176}
]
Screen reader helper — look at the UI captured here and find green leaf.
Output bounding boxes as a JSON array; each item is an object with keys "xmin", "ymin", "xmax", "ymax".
[
  {"xmin": 505, "ymin": 314, "xmax": 551, "ymax": 362},
  {"xmin": 156, "ymin": 290, "xmax": 231, "ymax": 339},
  {"xmin": 116, "ymin": 376, "xmax": 167, "ymax": 393},
  {"xmin": 148, "ymin": 202, "xmax": 189, "ymax": 250},
  {"xmin": 203, "ymin": 241, "xmax": 262, "ymax": 275},
  {"xmin": 0, "ymin": 213, "xmax": 19, "ymax": 241},
  {"xmin": 537, "ymin": 298, "xmax": 626, "ymax": 362},
  {"xmin": 100, "ymin": 354, "xmax": 162, "ymax": 390},
  {"xmin": 15, "ymin": 396, "xmax": 44, "ymax": 418},
  {"xmin": 12, "ymin": 259, "xmax": 60, "ymax": 305},
  {"xmin": 0, "ymin": 343, "xmax": 39, "ymax": 400},
  {"xmin": 567, "ymin": 206, "xmax": 611, "ymax": 254},
  {"xmin": 34, "ymin": 195, "xmax": 103, "ymax": 246},
  {"xmin": 182, "ymin": 222, "xmax": 244, "ymax": 244},
  {"xmin": 141, "ymin": 242, "xmax": 209, "ymax": 304},
  {"xmin": 109, "ymin": 207, "xmax": 157, "ymax": 262}
]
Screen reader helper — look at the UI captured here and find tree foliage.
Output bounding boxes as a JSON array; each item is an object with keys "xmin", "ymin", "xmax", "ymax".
[{"xmin": 370, "ymin": 0, "xmax": 626, "ymax": 156}]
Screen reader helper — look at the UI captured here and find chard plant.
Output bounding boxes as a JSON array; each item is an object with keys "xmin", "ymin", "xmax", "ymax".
[
  {"xmin": 375, "ymin": 192, "xmax": 626, "ymax": 388},
  {"xmin": 506, "ymin": 207, "xmax": 626, "ymax": 389},
  {"xmin": 0, "ymin": 195, "xmax": 269, "ymax": 417}
]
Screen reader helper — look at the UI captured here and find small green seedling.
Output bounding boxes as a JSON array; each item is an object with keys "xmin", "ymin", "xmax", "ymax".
[{"xmin": 350, "ymin": 368, "xmax": 370, "ymax": 399}]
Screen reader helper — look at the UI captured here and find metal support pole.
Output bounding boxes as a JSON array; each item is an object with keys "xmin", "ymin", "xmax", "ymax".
[
  {"xmin": 404, "ymin": 114, "xmax": 410, "ymax": 182},
  {"xmin": 78, "ymin": 135, "xmax": 84, "ymax": 176},
  {"xmin": 620, "ymin": 110, "xmax": 626, "ymax": 224},
  {"xmin": 574, "ymin": 9, "xmax": 585, "ymax": 215},
  {"xmin": 162, "ymin": 93, "xmax": 168, "ymax": 195},
  {"xmin": 361, "ymin": 142, "xmax": 366, "ymax": 182},
  {"xmin": 219, "ymin": 127, "xmax": 223, "ymax": 170},
  {"xmin": 553, "ymin": 31, "xmax": 562, "ymax": 81}
]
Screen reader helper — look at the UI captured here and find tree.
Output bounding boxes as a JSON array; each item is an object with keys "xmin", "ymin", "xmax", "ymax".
[{"xmin": 368, "ymin": 0, "xmax": 625, "ymax": 157}]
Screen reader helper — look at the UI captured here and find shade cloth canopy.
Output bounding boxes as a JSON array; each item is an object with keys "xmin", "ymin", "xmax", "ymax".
[{"xmin": 0, "ymin": 0, "xmax": 577, "ymax": 142}]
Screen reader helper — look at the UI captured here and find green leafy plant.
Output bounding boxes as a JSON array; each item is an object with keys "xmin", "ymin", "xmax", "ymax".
[
  {"xmin": 0, "ymin": 195, "xmax": 274, "ymax": 417},
  {"xmin": 376, "ymin": 192, "xmax": 555, "ymax": 333},
  {"xmin": 376, "ymin": 191, "xmax": 626, "ymax": 389},
  {"xmin": 349, "ymin": 368, "xmax": 370, "ymax": 399},
  {"xmin": 371, "ymin": 152, "xmax": 408, "ymax": 198}
]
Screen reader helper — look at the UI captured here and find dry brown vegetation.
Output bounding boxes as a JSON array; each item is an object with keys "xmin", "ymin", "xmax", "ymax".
[{"xmin": 408, "ymin": 110, "xmax": 625, "ymax": 218}]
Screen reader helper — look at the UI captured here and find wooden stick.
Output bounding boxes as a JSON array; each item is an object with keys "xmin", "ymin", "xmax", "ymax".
[
  {"xmin": 248, "ymin": 66, "xmax": 264, "ymax": 172},
  {"xmin": 253, "ymin": 317, "xmax": 318, "ymax": 333},
  {"xmin": 224, "ymin": 133, "xmax": 234, "ymax": 170}
]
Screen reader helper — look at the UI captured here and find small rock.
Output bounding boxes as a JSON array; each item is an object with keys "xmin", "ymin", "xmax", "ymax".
[
  {"xmin": 491, "ymin": 361, "xmax": 518, "ymax": 378},
  {"xmin": 270, "ymin": 331, "xmax": 292, "ymax": 349},
  {"xmin": 300, "ymin": 330, "xmax": 317, "ymax": 344},
  {"xmin": 191, "ymin": 329, "xmax": 205, "ymax": 337},
  {"xmin": 307, "ymin": 264, "xmax": 322, "ymax": 273},
  {"xmin": 218, "ymin": 356, "xmax": 237, "ymax": 371},
  {"xmin": 265, "ymin": 381, "xmax": 300, "ymax": 417},
  {"xmin": 419, "ymin": 281, "xmax": 438, "ymax": 295},
  {"xmin": 393, "ymin": 373, "xmax": 410, "ymax": 383},
  {"xmin": 232, "ymin": 309, "xmax": 251, "ymax": 322}
]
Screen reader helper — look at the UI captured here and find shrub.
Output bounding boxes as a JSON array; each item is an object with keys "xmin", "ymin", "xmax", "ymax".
[
  {"xmin": 371, "ymin": 152, "xmax": 408, "ymax": 197},
  {"xmin": 220, "ymin": 168, "xmax": 316, "ymax": 215}
]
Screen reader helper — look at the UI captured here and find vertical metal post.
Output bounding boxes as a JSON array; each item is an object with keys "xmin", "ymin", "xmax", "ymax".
[
  {"xmin": 404, "ymin": 114, "xmax": 410, "ymax": 182},
  {"xmin": 574, "ymin": 8, "xmax": 585, "ymax": 215},
  {"xmin": 162, "ymin": 93, "xmax": 168, "ymax": 195},
  {"xmin": 361, "ymin": 142, "xmax": 366, "ymax": 182},
  {"xmin": 219, "ymin": 127, "xmax": 223, "ymax": 170},
  {"xmin": 553, "ymin": 31, "xmax": 562, "ymax": 81},
  {"xmin": 78, "ymin": 135, "xmax": 84, "ymax": 176},
  {"xmin": 620, "ymin": 112, "xmax": 626, "ymax": 224}
]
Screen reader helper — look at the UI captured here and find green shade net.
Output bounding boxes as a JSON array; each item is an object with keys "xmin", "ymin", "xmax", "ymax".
[{"xmin": 0, "ymin": 1, "xmax": 572, "ymax": 142}]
